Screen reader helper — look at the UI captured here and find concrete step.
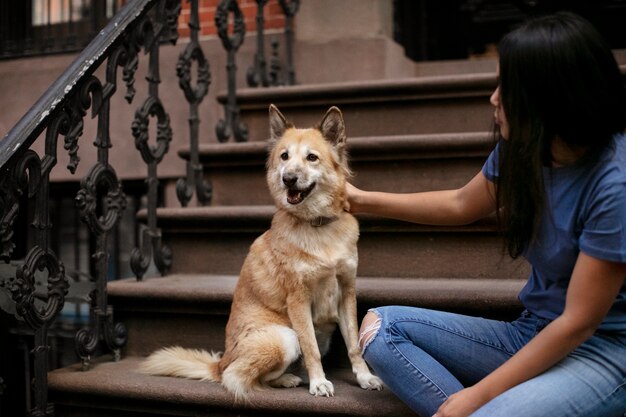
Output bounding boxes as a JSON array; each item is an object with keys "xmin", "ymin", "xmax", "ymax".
[
  {"xmin": 216, "ymin": 74, "xmax": 497, "ymax": 141},
  {"xmin": 48, "ymin": 356, "xmax": 416, "ymax": 417},
  {"xmin": 107, "ymin": 274, "xmax": 524, "ymax": 357},
  {"xmin": 50, "ymin": 273, "xmax": 523, "ymax": 416},
  {"xmin": 178, "ymin": 132, "xmax": 495, "ymax": 206},
  {"xmin": 149, "ymin": 205, "xmax": 529, "ymax": 279}
]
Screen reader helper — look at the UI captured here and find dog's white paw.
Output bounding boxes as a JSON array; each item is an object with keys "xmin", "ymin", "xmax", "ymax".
[
  {"xmin": 268, "ymin": 373, "xmax": 302, "ymax": 388},
  {"xmin": 357, "ymin": 372, "xmax": 384, "ymax": 391},
  {"xmin": 309, "ymin": 378, "xmax": 334, "ymax": 397}
]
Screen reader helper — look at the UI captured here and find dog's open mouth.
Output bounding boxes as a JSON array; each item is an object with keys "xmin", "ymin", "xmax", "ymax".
[{"xmin": 286, "ymin": 183, "xmax": 316, "ymax": 205}]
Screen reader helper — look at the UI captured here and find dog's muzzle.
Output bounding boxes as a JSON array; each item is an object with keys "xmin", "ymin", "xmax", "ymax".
[{"xmin": 283, "ymin": 174, "xmax": 316, "ymax": 205}]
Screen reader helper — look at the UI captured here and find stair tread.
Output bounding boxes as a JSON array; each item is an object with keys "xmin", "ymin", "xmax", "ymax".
[
  {"xmin": 179, "ymin": 131, "xmax": 494, "ymax": 163},
  {"xmin": 217, "ymin": 72, "xmax": 496, "ymax": 103},
  {"xmin": 49, "ymin": 355, "xmax": 416, "ymax": 416},
  {"xmin": 148, "ymin": 205, "xmax": 500, "ymax": 232},
  {"xmin": 109, "ymin": 274, "xmax": 524, "ymax": 311}
]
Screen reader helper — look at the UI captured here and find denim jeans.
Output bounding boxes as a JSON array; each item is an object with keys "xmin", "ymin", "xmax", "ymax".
[{"xmin": 362, "ymin": 306, "xmax": 626, "ymax": 417}]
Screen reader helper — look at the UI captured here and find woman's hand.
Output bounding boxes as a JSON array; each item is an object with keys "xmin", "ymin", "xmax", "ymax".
[
  {"xmin": 432, "ymin": 386, "xmax": 490, "ymax": 417},
  {"xmin": 344, "ymin": 182, "xmax": 364, "ymax": 213}
]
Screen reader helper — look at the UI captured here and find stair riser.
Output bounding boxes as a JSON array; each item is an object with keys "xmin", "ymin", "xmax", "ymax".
[
  {"xmin": 164, "ymin": 230, "xmax": 528, "ymax": 279},
  {"xmin": 117, "ymin": 311, "xmax": 228, "ymax": 357},
  {"xmin": 113, "ymin": 297, "xmax": 522, "ymax": 359},
  {"xmin": 205, "ymin": 157, "xmax": 486, "ymax": 206},
  {"xmin": 241, "ymin": 100, "xmax": 493, "ymax": 141}
]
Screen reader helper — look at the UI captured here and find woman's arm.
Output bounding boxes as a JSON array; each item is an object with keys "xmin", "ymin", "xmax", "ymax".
[
  {"xmin": 434, "ymin": 251, "xmax": 626, "ymax": 417},
  {"xmin": 347, "ymin": 171, "xmax": 497, "ymax": 226}
]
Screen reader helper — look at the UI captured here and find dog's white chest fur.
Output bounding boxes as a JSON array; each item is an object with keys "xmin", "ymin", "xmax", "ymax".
[{"xmin": 286, "ymin": 218, "xmax": 358, "ymax": 324}]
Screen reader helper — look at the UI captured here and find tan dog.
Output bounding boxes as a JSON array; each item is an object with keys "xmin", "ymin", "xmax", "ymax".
[{"xmin": 141, "ymin": 105, "xmax": 382, "ymax": 399}]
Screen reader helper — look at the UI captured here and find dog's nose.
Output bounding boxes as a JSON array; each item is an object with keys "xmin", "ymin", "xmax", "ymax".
[{"xmin": 282, "ymin": 173, "xmax": 298, "ymax": 187}]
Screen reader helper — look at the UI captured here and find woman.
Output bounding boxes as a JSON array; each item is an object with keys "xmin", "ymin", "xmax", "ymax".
[{"xmin": 349, "ymin": 12, "xmax": 626, "ymax": 417}]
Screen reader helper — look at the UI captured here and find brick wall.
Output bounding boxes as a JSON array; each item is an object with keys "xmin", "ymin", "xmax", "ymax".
[{"xmin": 178, "ymin": 0, "xmax": 287, "ymax": 38}]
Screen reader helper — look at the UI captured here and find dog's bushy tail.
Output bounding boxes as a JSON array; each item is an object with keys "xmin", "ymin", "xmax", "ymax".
[{"xmin": 140, "ymin": 346, "xmax": 222, "ymax": 382}]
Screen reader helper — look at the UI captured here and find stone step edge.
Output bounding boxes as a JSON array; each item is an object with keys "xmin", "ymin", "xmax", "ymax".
[
  {"xmin": 108, "ymin": 274, "xmax": 524, "ymax": 315},
  {"xmin": 178, "ymin": 132, "xmax": 494, "ymax": 165},
  {"xmin": 216, "ymin": 72, "xmax": 497, "ymax": 108},
  {"xmin": 48, "ymin": 356, "xmax": 415, "ymax": 417},
  {"xmin": 138, "ymin": 205, "xmax": 502, "ymax": 233},
  {"xmin": 218, "ymin": 64, "xmax": 625, "ymax": 108}
]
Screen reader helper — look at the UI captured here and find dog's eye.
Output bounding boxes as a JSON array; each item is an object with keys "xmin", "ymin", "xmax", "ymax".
[
  {"xmin": 280, "ymin": 152, "xmax": 289, "ymax": 161},
  {"xmin": 307, "ymin": 154, "xmax": 319, "ymax": 162}
]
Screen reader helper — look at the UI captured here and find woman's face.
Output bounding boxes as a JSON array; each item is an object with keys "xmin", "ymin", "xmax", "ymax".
[{"xmin": 490, "ymin": 68, "xmax": 509, "ymax": 139}]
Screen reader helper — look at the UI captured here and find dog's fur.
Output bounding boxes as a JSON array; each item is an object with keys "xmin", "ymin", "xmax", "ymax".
[{"xmin": 140, "ymin": 105, "xmax": 382, "ymax": 399}]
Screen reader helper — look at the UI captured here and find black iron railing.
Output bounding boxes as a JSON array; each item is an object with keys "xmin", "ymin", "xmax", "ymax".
[{"xmin": 0, "ymin": 0, "xmax": 299, "ymax": 415}]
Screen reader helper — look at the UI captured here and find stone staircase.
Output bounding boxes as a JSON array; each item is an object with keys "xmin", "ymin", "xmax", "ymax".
[{"xmin": 47, "ymin": 73, "xmax": 529, "ymax": 416}]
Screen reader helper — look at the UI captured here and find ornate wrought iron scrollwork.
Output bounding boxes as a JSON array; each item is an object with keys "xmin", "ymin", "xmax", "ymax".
[
  {"xmin": 163, "ymin": 0, "xmax": 183, "ymax": 45},
  {"xmin": 0, "ymin": 150, "xmax": 42, "ymax": 261},
  {"xmin": 132, "ymin": 97, "xmax": 173, "ymax": 164},
  {"xmin": 128, "ymin": 0, "xmax": 175, "ymax": 279},
  {"xmin": 76, "ymin": 163, "xmax": 127, "ymax": 235},
  {"xmin": 73, "ymin": 164, "xmax": 129, "ymax": 368},
  {"xmin": 5, "ymin": 246, "xmax": 68, "ymax": 330},
  {"xmin": 215, "ymin": 0, "xmax": 248, "ymax": 142},
  {"xmin": 130, "ymin": 97, "xmax": 175, "ymax": 276},
  {"xmin": 63, "ymin": 76, "xmax": 105, "ymax": 173},
  {"xmin": 71, "ymin": 36, "xmax": 135, "ymax": 369},
  {"xmin": 176, "ymin": 0, "xmax": 212, "ymax": 206},
  {"xmin": 177, "ymin": 44, "xmax": 210, "ymax": 104},
  {"xmin": 75, "ymin": 304, "xmax": 128, "ymax": 369},
  {"xmin": 0, "ymin": 109, "xmax": 74, "ymax": 416},
  {"xmin": 0, "ymin": 152, "xmax": 68, "ymax": 330},
  {"xmin": 121, "ymin": 40, "xmax": 140, "ymax": 103}
]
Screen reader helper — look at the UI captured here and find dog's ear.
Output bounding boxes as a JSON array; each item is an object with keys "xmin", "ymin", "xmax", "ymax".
[
  {"xmin": 269, "ymin": 104, "xmax": 292, "ymax": 142},
  {"xmin": 319, "ymin": 106, "xmax": 346, "ymax": 148}
]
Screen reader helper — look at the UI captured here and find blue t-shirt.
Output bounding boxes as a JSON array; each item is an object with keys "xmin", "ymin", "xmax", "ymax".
[{"xmin": 482, "ymin": 134, "xmax": 626, "ymax": 333}]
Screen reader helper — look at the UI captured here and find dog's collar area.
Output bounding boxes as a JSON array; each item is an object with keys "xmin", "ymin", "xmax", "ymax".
[{"xmin": 310, "ymin": 216, "xmax": 338, "ymax": 227}]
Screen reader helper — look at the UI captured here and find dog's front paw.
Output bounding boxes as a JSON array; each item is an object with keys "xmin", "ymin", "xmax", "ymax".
[
  {"xmin": 309, "ymin": 378, "xmax": 334, "ymax": 397},
  {"xmin": 357, "ymin": 372, "xmax": 384, "ymax": 391}
]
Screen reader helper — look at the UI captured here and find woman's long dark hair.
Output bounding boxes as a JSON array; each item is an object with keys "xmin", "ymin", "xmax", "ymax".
[{"xmin": 496, "ymin": 11, "xmax": 626, "ymax": 258}]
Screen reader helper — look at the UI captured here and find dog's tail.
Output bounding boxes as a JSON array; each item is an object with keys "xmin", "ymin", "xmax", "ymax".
[{"xmin": 140, "ymin": 346, "xmax": 222, "ymax": 382}]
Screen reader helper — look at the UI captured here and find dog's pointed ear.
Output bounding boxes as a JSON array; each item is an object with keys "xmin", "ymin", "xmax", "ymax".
[
  {"xmin": 319, "ymin": 106, "xmax": 346, "ymax": 147},
  {"xmin": 269, "ymin": 104, "xmax": 292, "ymax": 142}
]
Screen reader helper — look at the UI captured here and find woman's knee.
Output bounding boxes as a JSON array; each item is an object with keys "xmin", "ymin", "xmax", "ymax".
[{"xmin": 359, "ymin": 310, "xmax": 382, "ymax": 352}]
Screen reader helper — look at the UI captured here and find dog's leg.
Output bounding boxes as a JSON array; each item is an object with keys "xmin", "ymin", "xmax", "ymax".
[
  {"xmin": 287, "ymin": 293, "xmax": 334, "ymax": 397},
  {"xmin": 337, "ymin": 274, "xmax": 383, "ymax": 391},
  {"xmin": 221, "ymin": 325, "xmax": 302, "ymax": 400},
  {"xmin": 260, "ymin": 326, "xmax": 302, "ymax": 389}
]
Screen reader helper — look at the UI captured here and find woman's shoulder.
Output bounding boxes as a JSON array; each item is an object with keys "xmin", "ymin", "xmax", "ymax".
[
  {"xmin": 610, "ymin": 132, "xmax": 626, "ymax": 163},
  {"xmin": 588, "ymin": 133, "xmax": 626, "ymax": 194}
]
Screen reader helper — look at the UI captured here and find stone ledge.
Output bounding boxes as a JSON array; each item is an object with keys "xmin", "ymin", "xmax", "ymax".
[
  {"xmin": 178, "ymin": 131, "xmax": 494, "ymax": 166},
  {"xmin": 49, "ymin": 355, "xmax": 416, "ymax": 417},
  {"xmin": 139, "ymin": 205, "xmax": 501, "ymax": 234},
  {"xmin": 109, "ymin": 274, "xmax": 524, "ymax": 317}
]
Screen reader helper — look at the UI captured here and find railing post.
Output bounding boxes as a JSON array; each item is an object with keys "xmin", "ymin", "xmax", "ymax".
[
  {"xmin": 176, "ymin": 0, "xmax": 212, "ymax": 207},
  {"xmin": 129, "ymin": 0, "xmax": 180, "ymax": 278},
  {"xmin": 247, "ymin": 0, "xmax": 270, "ymax": 87},
  {"xmin": 215, "ymin": 0, "xmax": 248, "ymax": 142},
  {"xmin": 278, "ymin": 0, "xmax": 299, "ymax": 86}
]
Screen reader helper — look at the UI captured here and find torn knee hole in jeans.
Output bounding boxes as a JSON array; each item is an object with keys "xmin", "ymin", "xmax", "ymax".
[{"xmin": 359, "ymin": 310, "xmax": 382, "ymax": 353}]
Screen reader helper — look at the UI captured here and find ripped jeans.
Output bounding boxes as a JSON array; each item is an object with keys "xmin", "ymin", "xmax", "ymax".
[{"xmin": 360, "ymin": 306, "xmax": 626, "ymax": 417}]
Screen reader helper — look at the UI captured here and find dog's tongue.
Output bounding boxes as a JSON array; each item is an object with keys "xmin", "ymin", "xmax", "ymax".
[{"xmin": 287, "ymin": 189, "xmax": 303, "ymax": 204}]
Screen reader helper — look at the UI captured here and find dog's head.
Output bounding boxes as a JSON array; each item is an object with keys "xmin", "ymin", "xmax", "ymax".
[{"xmin": 266, "ymin": 104, "xmax": 350, "ymax": 219}]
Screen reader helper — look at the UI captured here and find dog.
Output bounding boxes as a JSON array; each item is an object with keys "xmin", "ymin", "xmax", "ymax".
[{"xmin": 140, "ymin": 105, "xmax": 383, "ymax": 400}]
